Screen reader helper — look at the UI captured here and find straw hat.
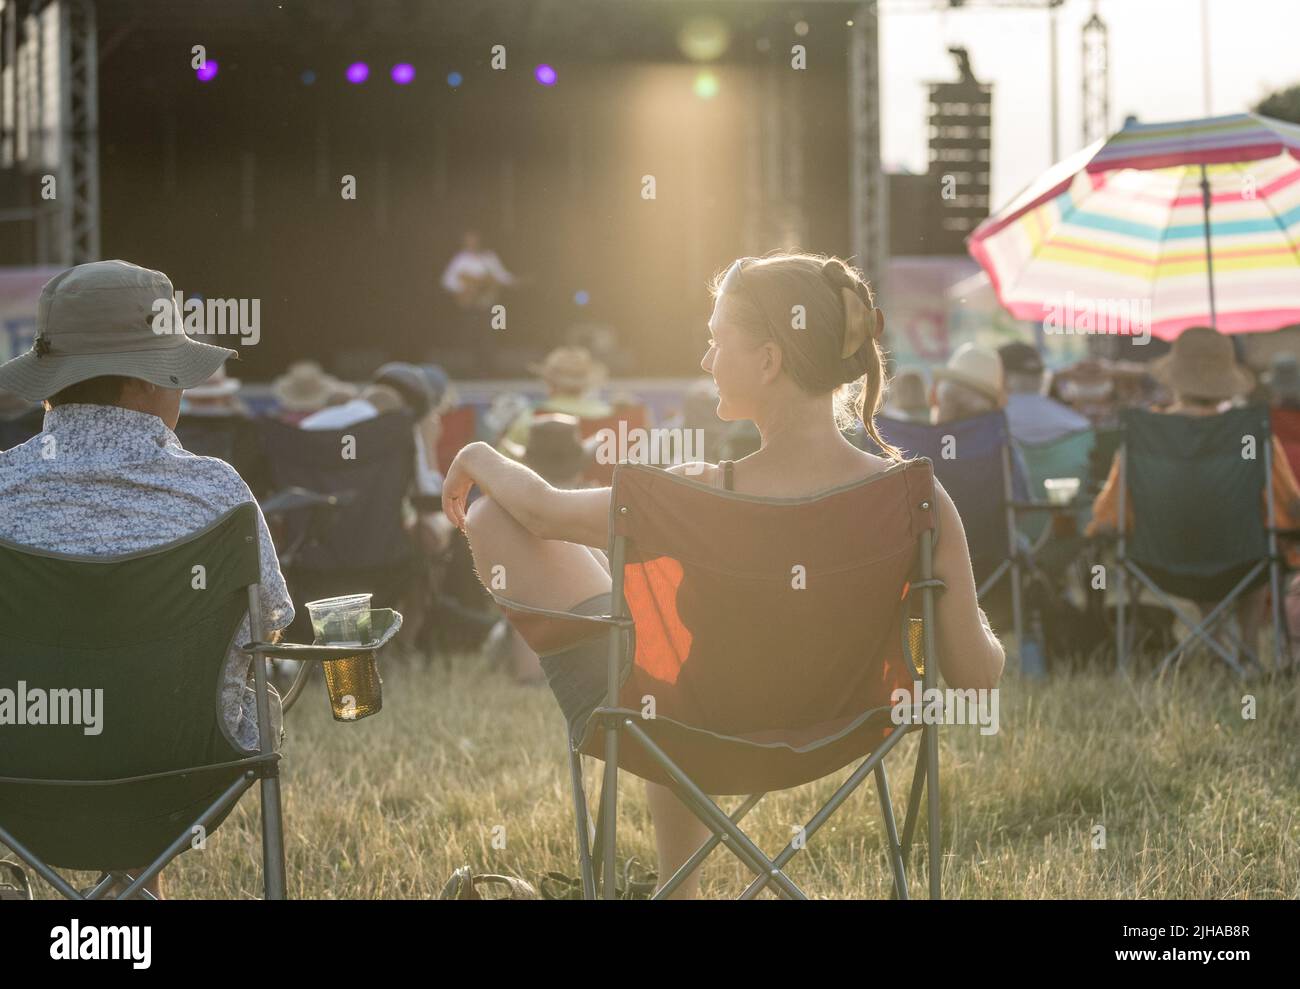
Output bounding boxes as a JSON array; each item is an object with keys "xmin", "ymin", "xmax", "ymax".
[
  {"xmin": 272, "ymin": 360, "xmax": 342, "ymax": 411},
  {"xmin": 527, "ymin": 346, "xmax": 607, "ymax": 393},
  {"xmin": 931, "ymin": 343, "xmax": 1006, "ymax": 407},
  {"xmin": 0, "ymin": 260, "xmax": 237, "ymax": 402},
  {"xmin": 185, "ymin": 362, "xmax": 242, "ymax": 399},
  {"xmin": 1152, "ymin": 326, "xmax": 1253, "ymax": 401}
]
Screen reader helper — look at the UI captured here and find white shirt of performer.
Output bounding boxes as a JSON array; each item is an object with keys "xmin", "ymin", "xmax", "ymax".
[{"xmin": 441, "ymin": 249, "xmax": 516, "ymax": 301}]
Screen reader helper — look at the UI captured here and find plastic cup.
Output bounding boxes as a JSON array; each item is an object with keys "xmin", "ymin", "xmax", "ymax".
[
  {"xmin": 1044, "ymin": 477, "xmax": 1080, "ymax": 506},
  {"xmin": 306, "ymin": 594, "xmax": 382, "ymax": 722}
]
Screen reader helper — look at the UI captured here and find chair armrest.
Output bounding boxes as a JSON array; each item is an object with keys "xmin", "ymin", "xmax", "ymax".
[
  {"xmin": 241, "ymin": 609, "xmax": 403, "ymax": 660},
  {"xmin": 490, "ymin": 592, "xmax": 634, "ymax": 628}
]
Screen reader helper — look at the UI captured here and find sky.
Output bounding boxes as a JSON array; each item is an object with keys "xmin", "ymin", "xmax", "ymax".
[{"xmin": 876, "ymin": 0, "xmax": 1300, "ymax": 210}]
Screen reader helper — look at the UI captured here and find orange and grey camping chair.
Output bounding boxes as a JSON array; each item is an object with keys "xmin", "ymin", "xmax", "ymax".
[{"xmin": 494, "ymin": 459, "xmax": 946, "ymax": 899}]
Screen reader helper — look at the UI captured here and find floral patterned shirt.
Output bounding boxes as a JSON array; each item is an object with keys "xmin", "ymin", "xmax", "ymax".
[{"xmin": 0, "ymin": 403, "xmax": 294, "ymax": 752}]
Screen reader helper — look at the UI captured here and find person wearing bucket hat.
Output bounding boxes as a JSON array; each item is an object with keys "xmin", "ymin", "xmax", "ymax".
[
  {"xmin": 0, "ymin": 261, "xmax": 297, "ymax": 897},
  {"xmin": 930, "ymin": 342, "xmax": 1006, "ymax": 423},
  {"xmin": 1149, "ymin": 326, "xmax": 1254, "ymax": 406},
  {"xmin": 0, "ymin": 260, "xmax": 238, "ymax": 405},
  {"xmin": 497, "ymin": 346, "xmax": 612, "ymax": 453},
  {"xmin": 1086, "ymin": 325, "xmax": 1300, "ymax": 662}
]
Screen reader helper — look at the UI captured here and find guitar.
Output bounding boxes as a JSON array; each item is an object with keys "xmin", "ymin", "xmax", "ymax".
[{"xmin": 452, "ymin": 272, "xmax": 536, "ymax": 309}]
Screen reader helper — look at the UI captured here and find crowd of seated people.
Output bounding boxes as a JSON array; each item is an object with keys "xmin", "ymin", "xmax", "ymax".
[
  {"xmin": 4, "ymin": 261, "xmax": 1298, "ymax": 691},
  {"xmin": 872, "ymin": 328, "xmax": 1300, "ymax": 672}
]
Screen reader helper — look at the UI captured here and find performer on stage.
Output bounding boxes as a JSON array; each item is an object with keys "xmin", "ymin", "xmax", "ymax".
[
  {"xmin": 442, "ymin": 229, "xmax": 517, "ymax": 311},
  {"xmin": 440, "ymin": 228, "xmax": 521, "ymax": 373}
]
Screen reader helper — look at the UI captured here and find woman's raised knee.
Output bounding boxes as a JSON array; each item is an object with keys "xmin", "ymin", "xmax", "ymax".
[{"xmin": 464, "ymin": 494, "xmax": 511, "ymax": 540}]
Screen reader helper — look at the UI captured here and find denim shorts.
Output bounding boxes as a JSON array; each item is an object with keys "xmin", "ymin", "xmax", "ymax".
[{"xmin": 537, "ymin": 592, "xmax": 635, "ymax": 747}]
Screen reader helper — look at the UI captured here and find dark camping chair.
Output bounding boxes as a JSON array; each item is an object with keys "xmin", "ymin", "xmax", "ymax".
[
  {"xmin": 1115, "ymin": 405, "xmax": 1288, "ymax": 677},
  {"xmin": 493, "ymin": 459, "xmax": 947, "ymax": 899},
  {"xmin": 876, "ymin": 411, "xmax": 1030, "ymax": 652},
  {"xmin": 0, "ymin": 503, "xmax": 400, "ymax": 899},
  {"xmin": 0, "ymin": 404, "xmax": 43, "ymax": 452},
  {"xmin": 175, "ymin": 412, "xmax": 272, "ymax": 498},
  {"xmin": 259, "ymin": 412, "xmax": 417, "ymax": 643}
]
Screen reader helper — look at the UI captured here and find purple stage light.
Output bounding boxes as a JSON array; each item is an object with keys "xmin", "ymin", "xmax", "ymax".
[
  {"xmin": 534, "ymin": 64, "xmax": 557, "ymax": 86},
  {"xmin": 391, "ymin": 63, "xmax": 415, "ymax": 84},
  {"xmin": 196, "ymin": 60, "xmax": 218, "ymax": 82},
  {"xmin": 346, "ymin": 62, "xmax": 370, "ymax": 84}
]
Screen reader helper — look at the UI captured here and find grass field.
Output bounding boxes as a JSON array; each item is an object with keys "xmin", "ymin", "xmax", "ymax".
[{"xmin": 28, "ymin": 650, "xmax": 1300, "ymax": 900}]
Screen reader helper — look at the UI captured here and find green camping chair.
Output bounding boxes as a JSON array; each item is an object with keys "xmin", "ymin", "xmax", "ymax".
[
  {"xmin": 0, "ymin": 503, "xmax": 400, "ymax": 900},
  {"xmin": 493, "ymin": 460, "xmax": 948, "ymax": 900},
  {"xmin": 1014, "ymin": 427, "xmax": 1095, "ymax": 545},
  {"xmin": 1115, "ymin": 406, "xmax": 1288, "ymax": 677}
]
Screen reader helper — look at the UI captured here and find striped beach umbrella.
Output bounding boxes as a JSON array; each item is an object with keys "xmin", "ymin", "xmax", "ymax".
[{"xmin": 967, "ymin": 112, "xmax": 1300, "ymax": 341}]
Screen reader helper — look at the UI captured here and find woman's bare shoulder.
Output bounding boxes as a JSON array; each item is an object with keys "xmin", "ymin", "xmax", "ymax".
[{"xmin": 849, "ymin": 447, "xmax": 901, "ymax": 478}]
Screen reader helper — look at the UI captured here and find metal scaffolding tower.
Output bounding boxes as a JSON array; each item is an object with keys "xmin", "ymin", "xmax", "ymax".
[
  {"xmin": 0, "ymin": 0, "xmax": 98, "ymax": 266},
  {"xmin": 849, "ymin": 0, "xmax": 886, "ymax": 284},
  {"xmin": 1081, "ymin": 2, "xmax": 1109, "ymax": 144}
]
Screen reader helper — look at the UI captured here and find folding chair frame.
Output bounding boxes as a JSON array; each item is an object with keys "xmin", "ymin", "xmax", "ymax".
[
  {"xmin": 0, "ymin": 581, "xmax": 288, "ymax": 901},
  {"xmin": 1114, "ymin": 416, "xmax": 1289, "ymax": 678},
  {"xmin": 0, "ymin": 509, "xmax": 402, "ymax": 901},
  {"xmin": 974, "ymin": 444, "xmax": 1026, "ymax": 661},
  {"xmin": 559, "ymin": 526, "xmax": 947, "ymax": 900}
]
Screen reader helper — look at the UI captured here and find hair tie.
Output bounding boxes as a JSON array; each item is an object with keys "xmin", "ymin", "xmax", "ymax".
[{"xmin": 839, "ymin": 288, "xmax": 883, "ymax": 359}]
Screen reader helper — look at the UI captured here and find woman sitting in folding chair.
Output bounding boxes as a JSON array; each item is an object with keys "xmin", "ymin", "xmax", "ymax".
[{"xmin": 442, "ymin": 253, "xmax": 1006, "ymax": 898}]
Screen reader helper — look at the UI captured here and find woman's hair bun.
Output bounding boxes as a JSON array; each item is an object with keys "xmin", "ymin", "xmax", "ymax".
[{"xmin": 820, "ymin": 257, "xmax": 870, "ymax": 304}]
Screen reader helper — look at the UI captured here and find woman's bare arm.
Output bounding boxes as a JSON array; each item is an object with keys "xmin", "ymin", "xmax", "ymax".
[
  {"xmin": 441, "ymin": 441, "xmax": 610, "ymax": 547},
  {"xmin": 929, "ymin": 480, "xmax": 1006, "ymax": 690}
]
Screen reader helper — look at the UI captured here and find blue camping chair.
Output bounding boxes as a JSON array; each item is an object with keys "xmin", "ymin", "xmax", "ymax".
[{"xmin": 876, "ymin": 411, "xmax": 1032, "ymax": 656}]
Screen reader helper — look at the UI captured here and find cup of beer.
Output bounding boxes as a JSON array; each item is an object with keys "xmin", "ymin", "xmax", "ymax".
[{"xmin": 305, "ymin": 594, "xmax": 382, "ymax": 722}]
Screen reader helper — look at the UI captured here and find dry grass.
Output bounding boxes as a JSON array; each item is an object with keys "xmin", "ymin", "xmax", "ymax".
[{"xmin": 28, "ymin": 652, "xmax": 1300, "ymax": 899}]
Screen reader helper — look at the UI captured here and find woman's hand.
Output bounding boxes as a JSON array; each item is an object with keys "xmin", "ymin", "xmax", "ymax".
[{"xmin": 441, "ymin": 441, "xmax": 485, "ymax": 531}]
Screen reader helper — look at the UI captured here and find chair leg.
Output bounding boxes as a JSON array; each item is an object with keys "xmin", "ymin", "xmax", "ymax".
[
  {"xmin": 899, "ymin": 736, "xmax": 928, "ymax": 860},
  {"xmin": 875, "ymin": 763, "xmax": 909, "ymax": 901},
  {"xmin": 655, "ymin": 793, "xmax": 764, "ymax": 900},
  {"xmin": 926, "ymin": 722, "xmax": 941, "ymax": 900},
  {"xmin": 568, "ymin": 749, "xmax": 597, "ymax": 899},
  {"xmin": 1116, "ymin": 560, "xmax": 1128, "ymax": 675},
  {"xmin": 601, "ymin": 725, "xmax": 619, "ymax": 901},
  {"xmin": 0, "ymin": 824, "xmax": 85, "ymax": 899},
  {"xmin": 260, "ymin": 773, "xmax": 288, "ymax": 900},
  {"xmin": 590, "ymin": 764, "xmax": 607, "ymax": 893},
  {"xmin": 620, "ymin": 720, "xmax": 806, "ymax": 900}
]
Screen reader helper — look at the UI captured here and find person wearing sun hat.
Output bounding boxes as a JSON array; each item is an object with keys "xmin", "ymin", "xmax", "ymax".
[
  {"xmin": 1086, "ymin": 326, "xmax": 1300, "ymax": 667},
  {"xmin": 930, "ymin": 341, "xmax": 1007, "ymax": 423},
  {"xmin": 497, "ymin": 345, "xmax": 612, "ymax": 454},
  {"xmin": 0, "ymin": 260, "xmax": 297, "ymax": 897}
]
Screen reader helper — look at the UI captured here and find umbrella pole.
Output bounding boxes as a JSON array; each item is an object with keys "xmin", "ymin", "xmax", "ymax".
[{"xmin": 1200, "ymin": 162, "xmax": 1218, "ymax": 331}]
